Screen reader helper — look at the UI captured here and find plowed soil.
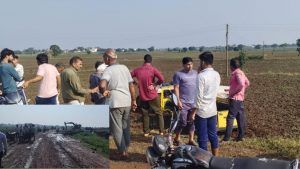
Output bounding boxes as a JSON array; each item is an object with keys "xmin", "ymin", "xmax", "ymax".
[
  {"xmin": 14, "ymin": 52, "xmax": 300, "ymax": 168},
  {"xmin": 2, "ymin": 131, "xmax": 109, "ymax": 168}
]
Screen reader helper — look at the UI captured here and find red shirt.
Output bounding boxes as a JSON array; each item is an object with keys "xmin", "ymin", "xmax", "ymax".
[{"xmin": 131, "ymin": 63, "xmax": 164, "ymax": 101}]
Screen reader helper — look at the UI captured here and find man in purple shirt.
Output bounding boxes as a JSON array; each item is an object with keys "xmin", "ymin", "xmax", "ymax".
[
  {"xmin": 173, "ymin": 57, "xmax": 198, "ymax": 146},
  {"xmin": 131, "ymin": 54, "xmax": 165, "ymax": 136}
]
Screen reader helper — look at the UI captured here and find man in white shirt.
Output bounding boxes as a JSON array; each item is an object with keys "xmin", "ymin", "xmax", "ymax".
[
  {"xmin": 11, "ymin": 55, "xmax": 27, "ymax": 104},
  {"xmin": 100, "ymin": 49, "xmax": 137, "ymax": 160},
  {"xmin": 191, "ymin": 51, "xmax": 220, "ymax": 156}
]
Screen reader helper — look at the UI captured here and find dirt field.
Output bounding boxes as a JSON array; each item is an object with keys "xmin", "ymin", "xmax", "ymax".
[
  {"xmin": 2, "ymin": 131, "xmax": 108, "ymax": 168},
  {"xmin": 15, "ymin": 51, "xmax": 300, "ymax": 168}
]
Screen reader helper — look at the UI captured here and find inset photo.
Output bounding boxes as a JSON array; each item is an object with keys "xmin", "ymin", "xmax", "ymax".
[{"xmin": 0, "ymin": 105, "xmax": 109, "ymax": 168}]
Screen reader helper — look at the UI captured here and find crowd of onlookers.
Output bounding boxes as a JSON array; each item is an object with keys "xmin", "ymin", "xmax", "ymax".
[
  {"xmin": 0, "ymin": 48, "xmax": 250, "ymax": 160},
  {"xmin": 0, "ymin": 48, "xmax": 105, "ymax": 105}
]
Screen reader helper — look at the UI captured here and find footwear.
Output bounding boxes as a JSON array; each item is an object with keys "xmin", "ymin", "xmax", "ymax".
[
  {"xmin": 220, "ymin": 139, "xmax": 230, "ymax": 144},
  {"xmin": 110, "ymin": 152, "xmax": 129, "ymax": 161},
  {"xmin": 187, "ymin": 140, "xmax": 197, "ymax": 146},
  {"xmin": 144, "ymin": 133, "xmax": 151, "ymax": 137}
]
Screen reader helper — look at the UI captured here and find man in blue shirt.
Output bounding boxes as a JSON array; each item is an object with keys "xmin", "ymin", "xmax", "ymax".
[{"xmin": 0, "ymin": 48, "xmax": 22, "ymax": 104}]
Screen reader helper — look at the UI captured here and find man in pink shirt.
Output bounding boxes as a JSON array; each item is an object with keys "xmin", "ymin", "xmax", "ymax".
[
  {"xmin": 222, "ymin": 58, "xmax": 250, "ymax": 142},
  {"xmin": 23, "ymin": 53, "xmax": 61, "ymax": 104},
  {"xmin": 131, "ymin": 54, "xmax": 164, "ymax": 136}
]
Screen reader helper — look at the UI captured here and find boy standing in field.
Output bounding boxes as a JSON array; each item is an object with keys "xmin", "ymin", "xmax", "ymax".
[{"xmin": 222, "ymin": 58, "xmax": 250, "ymax": 142}]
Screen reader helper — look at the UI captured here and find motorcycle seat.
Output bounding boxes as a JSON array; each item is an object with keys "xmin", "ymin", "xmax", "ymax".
[{"xmin": 210, "ymin": 157, "xmax": 291, "ymax": 169}]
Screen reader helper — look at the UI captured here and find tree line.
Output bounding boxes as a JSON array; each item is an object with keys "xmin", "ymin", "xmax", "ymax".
[{"xmin": 12, "ymin": 40, "xmax": 300, "ymax": 57}]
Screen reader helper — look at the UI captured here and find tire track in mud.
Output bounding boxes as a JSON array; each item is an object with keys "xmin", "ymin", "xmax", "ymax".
[
  {"xmin": 48, "ymin": 133, "xmax": 109, "ymax": 168},
  {"xmin": 47, "ymin": 132, "xmax": 108, "ymax": 168},
  {"xmin": 3, "ymin": 131, "xmax": 108, "ymax": 168},
  {"xmin": 2, "ymin": 142, "xmax": 32, "ymax": 168},
  {"xmin": 24, "ymin": 137, "xmax": 43, "ymax": 168}
]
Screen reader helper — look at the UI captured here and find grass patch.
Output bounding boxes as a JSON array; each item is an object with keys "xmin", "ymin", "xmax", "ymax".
[
  {"xmin": 242, "ymin": 137, "xmax": 300, "ymax": 159},
  {"xmin": 73, "ymin": 132, "xmax": 109, "ymax": 157}
]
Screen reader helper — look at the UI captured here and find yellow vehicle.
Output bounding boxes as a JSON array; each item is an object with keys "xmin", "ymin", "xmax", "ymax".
[{"xmin": 157, "ymin": 85, "xmax": 237, "ymax": 131}]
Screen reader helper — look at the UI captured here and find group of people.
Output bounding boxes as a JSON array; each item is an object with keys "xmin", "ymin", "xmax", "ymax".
[
  {"xmin": 0, "ymin": 48, "xmax": 250, "ymax": 160},
  {"xmin": 0, "ymin": 48, "xmax": 106, "ymax": 105},
  {"xmin": 98, "ymin": 49, "xmax": 249, "ymax": 159}
]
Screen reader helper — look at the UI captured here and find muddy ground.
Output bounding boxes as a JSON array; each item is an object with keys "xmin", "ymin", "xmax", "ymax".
[
  {"xmin": 109, "ymin": 56, "xmax": 300, "ymax": 169},
  {"xmin": 2, "ymin": 131, "xmax": 108, "ymax": 168},
  {"xmin": 15, "ymin": 52, "xmax": 300, "ymax": 168}
]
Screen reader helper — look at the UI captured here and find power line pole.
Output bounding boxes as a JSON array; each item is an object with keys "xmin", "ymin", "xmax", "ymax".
[
  {"xmin": 226, "ymin": 24, "xmax": 229, "ymax": 77},
  {"xmin": 263, "ymin": 41, "xmax": 265, "ymax": 59}
]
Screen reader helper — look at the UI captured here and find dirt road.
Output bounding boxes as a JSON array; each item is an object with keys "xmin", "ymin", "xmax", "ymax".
[{"xmin": 2, "ymin": 131, "xmax": 108, "ymax": 168}]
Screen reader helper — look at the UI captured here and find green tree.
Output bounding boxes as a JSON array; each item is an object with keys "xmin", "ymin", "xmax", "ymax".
[
  {"xmin": 86, "ymin": 49, "xmax": 91, "ymax": 55},
  {"xmin": 188, "ymin": 46, "xmax": 196, "ymax": 51},
  {"xmin": 182, "ymin": 47, "xmax": 188, "ymax": 52},
  {"xmin": 199, "ymin": 46, "xmax": 205, "ymax": 52},
  {"xmin": 50, "ymin": 45, "xmax": 62, "ymax": 57},
  {"xmin": 254, "ymin": 44, "xmax": 261, "ymax": 49},
  {"xmin": 148, "ymin": 46, "xmax": 155, "ymax": 52},
  {"xmin": 238, "ymin": 50, "xmax": 246, "ymax": 68},
  {"xmin": 23, "ymin": 47, "xmax": 37, "ymax": 55},
  {"xmin": 237, "ymin": 44, "xmax": 245, "ymax": 51},
  {"xmin": 297, "ymin": 39, "xmax": 300, "ymax": 56}
]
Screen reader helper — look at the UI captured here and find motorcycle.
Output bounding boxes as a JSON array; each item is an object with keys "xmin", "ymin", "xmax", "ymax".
[{"xmin": 145, "ymin": 92, "xmax": 299, "ymax": 169}]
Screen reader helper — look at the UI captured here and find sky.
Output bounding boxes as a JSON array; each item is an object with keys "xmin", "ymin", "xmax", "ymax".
[
  {"xmin": 1, "ymin": 0, "xmax": 300, "ymax": 50},
  {"xmin": 0, "ymin": 105, "xmax": 109, "ymax": 127}
]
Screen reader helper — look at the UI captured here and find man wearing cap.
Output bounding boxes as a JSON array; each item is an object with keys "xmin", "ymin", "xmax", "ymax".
[
  {"xmin": 100, "ymin": 48, "xmax": 137, "ymax": 159},
  {"xmin": 0, "ymin": 48, "xmax": 23, "ymax": 104},
  {"xmin": 61, "ymin": 56, "xmax": 98, "ymax": 105},
  {"xmin": 0, "ymin": 131, "xmax": 8, "ymax": 168},
  {"xmin": 23, "ymin": 53, "xmax": 61, "ymax": 104}
]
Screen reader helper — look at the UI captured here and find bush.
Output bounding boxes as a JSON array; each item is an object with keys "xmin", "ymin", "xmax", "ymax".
[{"xmin": 239, "ymin": 50, "xmax": 246, "ymax": 68}]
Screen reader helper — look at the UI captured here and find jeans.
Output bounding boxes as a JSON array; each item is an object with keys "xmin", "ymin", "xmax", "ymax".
[
  {"xmin": 17, "ymin": 87, "xmax": 27, "ymax": 104},
  {"xmin": 3, "ymin": 91, "xmax": 23, "ymax": 105},
  {"xmin": 141, "ymin": 97, "xmax": 164, "ymax": 133},
  {"xmin": 194, "ymin": 115, "xmax": 218, "ymax": 150},
  {"xmin": 110, "ymin": 107, "xmax": 131, "ymax": 152},
  {"xmin": 224, "ymin": 100, "xmax": 245, "ymax": 140},
  {"xmin": 35, "ymin": 95, "xmax": 57, "ymax": 105}
]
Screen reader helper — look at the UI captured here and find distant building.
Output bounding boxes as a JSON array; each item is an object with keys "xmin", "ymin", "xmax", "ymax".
[{"xmin": 89, "ymin": 48, "xmax": 98, "ymax": 53}]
